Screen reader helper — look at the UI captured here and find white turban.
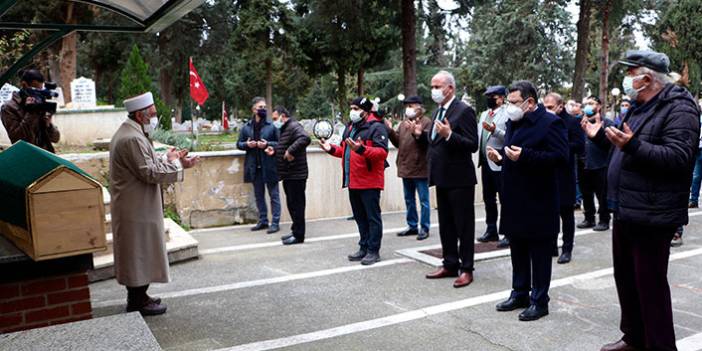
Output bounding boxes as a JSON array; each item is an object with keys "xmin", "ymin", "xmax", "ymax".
[{"xmin": 124, "ymin": 92, "xmax": 154, "ymax": 113}]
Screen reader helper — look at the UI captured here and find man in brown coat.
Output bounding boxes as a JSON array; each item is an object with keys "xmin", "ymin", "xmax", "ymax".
[
  {"xmin": 1, "ymin": 69, "xmax": 60, "ymax": 152},
  {"xmin": 385, "ymin": 96, "xmax": 432, "ymax": 240},
  {"xmin": 109, "ymin": 92, "xmax": 199, "ymax": 316}
]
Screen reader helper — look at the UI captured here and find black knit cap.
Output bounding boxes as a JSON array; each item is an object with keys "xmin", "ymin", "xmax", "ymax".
[{"xmin": 351, "ymin": 96, "xmax": 373, "ymax": 113}]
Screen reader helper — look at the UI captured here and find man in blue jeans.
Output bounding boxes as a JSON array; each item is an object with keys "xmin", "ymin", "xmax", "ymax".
[
  {"xmin": 688, "ymin": 106, "xmax": 702, "ymax": 208},
  {"xmin": 385, "ymin": 96, "xmax": 433, "ymax": 240}
]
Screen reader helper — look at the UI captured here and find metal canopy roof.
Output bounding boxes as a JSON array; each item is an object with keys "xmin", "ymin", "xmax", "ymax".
[{"xmin": 0, "ymin": 0, "xmax": 205, "ymax": 85}]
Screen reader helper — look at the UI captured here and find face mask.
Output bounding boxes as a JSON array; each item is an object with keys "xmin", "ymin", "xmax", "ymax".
[
  {"xmin": 404, "ymin": 107, "xmax": 417, "ymax": 119},
  {"xmin": 486, "ymin": 97, "xmax": 498, "ymax": 110},
  {"xmin": 273, "ymin": 119, "xmax": 284, "ymax": 129},
  {"xmin": 143, "ymin": 122, "xmax": 156, "ymax": 136},
  {"xmin": 350, "ymin": 110, "xmax": 363, "ymax": 123},
  {"xmin": 505, "ymin": 101, "xmax": 527, "ymax": 122},
  {"xmin": 621, "ymin": 107, "xmax": 629, "ymax": 115},
  {"xmin": 256, "ymin": 108, "xmax": 267, "ymax": 119},
  {"xmin": 622, "ymin": 75, "xmax": 647, "ymax": 101},
  {"xmin": 575, "ymin": 114, "xmax": 583, "ymax": 119},
  {"xmin": 584, "ymin": 105, "xmax": 595, "ymax": 117},
  {"xmin": 431, "ymin": 88, "xmax": 445, "ymax": 104}
]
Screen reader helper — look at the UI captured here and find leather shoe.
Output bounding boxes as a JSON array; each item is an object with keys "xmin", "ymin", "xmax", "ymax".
[
  {"xmin": 477, "ymin": 231, "xmax": 499, "ymax": 243},
  {"xmin": 127, "ymin": 300, "xmax": 167, "ymax": 316},
  {"xmin": 348, "ymin": 249, "xmax": 367, "ymax": 261},
  {"xmin": 496, "ymin": 296, "xmax": 530, "ymax": 311},
  {"xmin": 361, "ymin": 252, "xmax": 380, "ymax": 265},
  {"xmin": 518, "ymin": 304, "xmax": 548, "ymax": 321},
  {"xmin": 496, "ymin": 237, "xmax": 510, "ymax": 248},
  {"xmin": 557, "ymin": 251, "xmax": 572, "ymax": 264},
  {"xmin": 267, "ymin": 224, "xmax": 280, "ymax": 234},
  {"xmin": 282, "ymin": 236, "xmax": 303, "ymax": 245},
  {"xmin": 397, "ymin": 228, "xmax": 418, "ymax": 237},
  {"xmin": 576, "ymin": 219, "xmax": 595, "ymax": 229},
  {"xmin": 416, "ymin": 229, "xmax": 430, "ymax": 241},
  {"xmin": 453, "ymin": 272, "xmax": 474, "ymax": 288},
  {"xmin": 251, "ymin": 222, "xmax": 269, "ymax": 231},
  {"xmin": 689, "ymin": 202, "xmax": 699, "ymax": 209},
  {"xmin": 600, "ymin": 339, "xmax": 639, "ymax": 351},
  {"xmin": 425, "ymin": 267, "xmax": 459, "ymax": 279},
  {"xmin": 593, "ymin": 222, "xmax": 609, "ymax": 231},
  {"xmin": 281, "ymin": 233, "xmax": 293, "ymax": 241}
]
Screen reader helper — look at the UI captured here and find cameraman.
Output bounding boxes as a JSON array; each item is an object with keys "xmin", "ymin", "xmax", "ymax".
[{"xmin": 1, "ymin": 69, "xmax": 60, "ymax": 152}]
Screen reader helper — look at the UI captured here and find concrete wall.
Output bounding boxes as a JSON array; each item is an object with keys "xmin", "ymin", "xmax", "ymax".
[
  {"xmin": 0, "ymin": 108, "xmax": 126, "ymax": 146},
  {"xmin": 65, "ymin": 148, "xmax": 484, "ymax": 229}
]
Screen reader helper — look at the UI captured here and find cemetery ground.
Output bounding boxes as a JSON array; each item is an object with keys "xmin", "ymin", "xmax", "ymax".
[{"xmin": 87, "ymin": 204, "xmax": 702, "ymax": 351}]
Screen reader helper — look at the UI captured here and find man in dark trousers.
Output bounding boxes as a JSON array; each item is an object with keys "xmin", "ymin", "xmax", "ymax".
[
  {"xmin": 583, "ymin": 50, "xmax": 700, "ymax": 351},
  {"xmin": 236, "ymin": 97, "xmax": 281, "ymax": 234},
  {"xmin": 544, "ymin": 92, "xmax": 585, "ymax": 264},
  {"xmin": 271, "ymin": 106, "xmax": 311, "ymax": 245},
  {"xmin": 424, "ymin": 70, "xmax": 479, "ymax": 288},
  {"xmin": 487, "ymin": 80, "xmax": 568, "ymax": 321},
  {"xmin": 320, "ymin": 97, "xmax": 389, "ymax": 265}
]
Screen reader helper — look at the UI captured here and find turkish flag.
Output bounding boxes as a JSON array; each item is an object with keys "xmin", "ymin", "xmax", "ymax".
[
  {"xmin": 189, "ymin": 57, "xmax": 209, "ymax": 106},
  {"xmin": 222, "ymin": 101, "xmax": 229, "ymax": 130}
]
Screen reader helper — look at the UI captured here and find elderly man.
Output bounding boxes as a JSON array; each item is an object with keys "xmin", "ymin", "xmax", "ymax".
[
  {"xmin": 424, "ymin": 70, "xmax": 479, "ymax": 288},
  {"xmin": 476, "ymin": 85, "xmax": 510, "ymax": 248},
  {"xmin": 544, "ymin": 92, "xmax": 585, "ymax": 264},
  {"xmin": 582, "ymin": 50, "xmax": 700, "ymax": 351},
  {"xmin": 487, "ymin": 81, "xmax": 568, "ymax": 321},
  {"xmin": 110, "ymin": 92, "xmax": 199, "ymax": 315},
  {"xmin": 1, "ymin": 69, "xmax": 60, "ymax": 152}
]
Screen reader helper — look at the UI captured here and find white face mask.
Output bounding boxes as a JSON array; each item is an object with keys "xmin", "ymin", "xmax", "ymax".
[
  {"xmin": 349, "ymin": 110, "xmax": 363, "ymax": 123},
  {"xmin": 273, "ymin": 119, "xmax": 284, "ymax": 129},
  {"xmin": 405, "ymin": 107, "xmax": 417, "ymax": 119},
  {"xmin": 431, "ymin": 88, "xmax": 445, "ymax": 104},
  {"xmin": 142, "ymin": 116, "xmax": 157, "ymax": 136},
  {"xmin": 622, "ymin": 75, "xmax": 647, "ymax": 101},
  {"xmin": 505, "ymin": 101, "xmax": 528, "ymax": 122}
]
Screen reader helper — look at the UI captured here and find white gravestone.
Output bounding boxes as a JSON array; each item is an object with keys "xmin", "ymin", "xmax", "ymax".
[
  {"xmin": 70, "ymin": 77, "xmax": 97, "ymax": 109},
  {"xmin": 0, "ymin": 83, "xmax": 19, "ymax": 107}
]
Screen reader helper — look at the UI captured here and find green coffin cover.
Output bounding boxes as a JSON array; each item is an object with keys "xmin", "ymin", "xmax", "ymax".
[{"xmin": 0, "ymin": 141, "xmax": 93, "ymax": 230}]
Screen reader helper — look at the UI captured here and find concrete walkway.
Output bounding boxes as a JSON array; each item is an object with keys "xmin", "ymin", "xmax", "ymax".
[{"xmin": 90, "ymin": 205, "xmax": 702, "ymax": 351}]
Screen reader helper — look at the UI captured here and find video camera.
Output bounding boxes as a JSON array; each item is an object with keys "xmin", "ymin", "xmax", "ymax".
[{"xmin": 19, "ymin": 82, "xmax": 59, "ymax": 115}]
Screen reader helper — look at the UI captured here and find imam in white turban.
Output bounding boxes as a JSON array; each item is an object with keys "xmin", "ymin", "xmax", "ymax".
[{"xmin": 124, "ymin": 92, "xmax": 154, "ymax": 113}]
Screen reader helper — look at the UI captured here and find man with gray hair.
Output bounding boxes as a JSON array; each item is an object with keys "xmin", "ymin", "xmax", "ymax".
[
  {"xmin": 582, "ymin": 50, "xmax": 700, "ymax": 351},
  {"xmin": 424, "ymin": 70, "xmax": 479, "ymax": 288}
]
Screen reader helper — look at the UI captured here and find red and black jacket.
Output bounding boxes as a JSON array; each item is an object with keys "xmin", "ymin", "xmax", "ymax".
[{"xmin": 327, "ymin": 113, "xmax": 389, "ymax": 190}]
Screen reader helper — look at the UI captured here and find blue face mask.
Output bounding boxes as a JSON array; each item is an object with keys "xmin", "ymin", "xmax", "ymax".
[
  {"xmin": 621, "ymin": 107, "xmax": 629, "ymax": 115},
  {"xmin": 584, "ymin": 105, "xmax": 595, "ymax": 117}
]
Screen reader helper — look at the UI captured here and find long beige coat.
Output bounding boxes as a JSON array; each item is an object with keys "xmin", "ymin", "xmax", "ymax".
[{"xmin": 109, "ymin": 118, "xmax": 183, "ymax": 287}]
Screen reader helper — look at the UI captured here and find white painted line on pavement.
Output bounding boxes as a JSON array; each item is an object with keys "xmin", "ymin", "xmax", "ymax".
[
  {"xmin": 678, "ymin": 332, "xmax": 702, "ymax": 351},
  {"xmin": 214, "ymin": 247, "xmax": 702, "ymax": 351},
  {"xmin": 92, "ymin": 258, "xmax": 413, "ymax": 308}
]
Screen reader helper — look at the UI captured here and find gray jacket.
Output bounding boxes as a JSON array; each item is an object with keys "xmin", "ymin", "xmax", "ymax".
[{"xmin": 477, "ymin": 105, "xmax": 509, "ymax": 171}]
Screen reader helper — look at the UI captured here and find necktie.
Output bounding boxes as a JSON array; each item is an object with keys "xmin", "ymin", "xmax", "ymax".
[{"xmin": 432, "ymin": 107, "xmax": 445, "ymax": 140}]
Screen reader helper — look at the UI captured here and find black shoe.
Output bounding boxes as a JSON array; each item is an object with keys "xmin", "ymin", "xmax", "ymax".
[
  {"xmin": 348, "ymin": 249, "xmax": 367, "ymax": 261},
  {"xmin": 282, "ymin": 236, "xmax": 303, "ymax": 245},
  {"xmin": 281, "ymin": 233, "xmax": 294, "ymax": 241},
  {"xmin": 346, "ymin": 216, "xmax": 355, "ymax": 221},
  {"xmin": 397, "ymin": 228, "xmax": 418, "ymax": 237},
  {"xmin": 417, "ymin": 229, "xmax": 430, "ymax": 241},
  {"xmin": 689, "ymin": 202, "xmax": 699, "ymax": 209},
  {"xmin": 557, "ymin": 251, "xmax": 572, "ymax": 264},
  {"xmin": 496, "ymin": 296, "xmax": 530, "ymax": 311},
  {"xmin": 361, "ymin": 252, "xmax": 380, "ymax": 265},
  {"xmin": 496, "ymin": 237, "xmax": 510, "ymax": 248},
  {"xmin": 573, "ymin": 202, "xmax": 582, "ymax": 210},
  {"xmin": 518, "ymin": 304, "xmax": 549, "ymax": 321},
  {"xmin": 251, "ymin": 222, "xmax": 269, "ymax": 231},
  {"xmin": 576, "ymin": 220, "xmax": 595, "ymax": 229},
  {"xmin": 593, "ymin": 222, "xmax": 609, "ymax": 231},
  {"xmin": 266, "ymin": 224, "xmax": 280, "ymax": 234},
  {"xmin": 477, "ymin": 231, "xmax": 499, "ymax": 243}
]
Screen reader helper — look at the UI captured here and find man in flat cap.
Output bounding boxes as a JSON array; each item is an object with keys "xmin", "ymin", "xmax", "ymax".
[
  {"xmin": 476, "ymin": 85, "xmax": 510, "ymax": 248},
  {"xmin": 109, "ymin": 92, "xmax": 200, "ymax": 316},
  {"xmin": 582, "ymin": 50, "xmax": 701, "ymax": 351},
  {"xmin": 1, "ymin": 69, "xmax": 60, "ymax": 152},
  {"xmin": 320, "ymin": 97, "xmax": 389, "ymax": 265},
  {"xmin": 384, "ymin": 95, "xmax": 433, "ymax": 241}
]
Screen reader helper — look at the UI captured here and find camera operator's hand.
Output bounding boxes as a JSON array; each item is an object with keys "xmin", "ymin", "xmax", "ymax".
[{"xmin": 43, "ymin": 114, "xmax": 53, "ymax": 128}]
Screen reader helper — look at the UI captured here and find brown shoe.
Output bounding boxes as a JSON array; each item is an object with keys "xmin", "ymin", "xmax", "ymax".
[
  {"xmin": 600, "ymin": 339, "xmax": 639, "ymax": 351},
  {"xmin": 425, "ymin": 267, "xmax": 459, "ymax": 279},
  {"xmin": 453, "ymin": 272, "xmax": 474, "ymax": 288}
]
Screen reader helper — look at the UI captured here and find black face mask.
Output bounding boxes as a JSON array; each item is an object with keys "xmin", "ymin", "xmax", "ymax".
[{"xmin": 486, "ymin": 97, "xmax": 498, "ymax": 109}]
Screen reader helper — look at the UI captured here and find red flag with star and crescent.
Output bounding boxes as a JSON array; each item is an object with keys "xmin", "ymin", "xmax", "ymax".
[{"xmin": 189, "ymin": 57, "xmax": 209, "ymax": 106}]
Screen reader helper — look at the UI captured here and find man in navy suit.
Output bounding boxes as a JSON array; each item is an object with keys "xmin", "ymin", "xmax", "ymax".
[
  {"xmin": 424, "ymin": 70, "xmax": 479, "ymax": 288},
  {"xmin": 487, "ymin": 80, "xmax": 568, "ymax": 321}
]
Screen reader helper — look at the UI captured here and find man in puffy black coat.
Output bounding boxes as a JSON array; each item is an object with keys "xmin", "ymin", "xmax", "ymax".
[
  {"xmin": 271, "ymin": 106, "xmax": 311, "ymax": 245},
  {"xmin": 583, "ymin": 50, "xmax": 701, "ymax": 351}
]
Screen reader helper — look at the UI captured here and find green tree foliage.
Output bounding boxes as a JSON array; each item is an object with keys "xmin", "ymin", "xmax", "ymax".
[{"xmin": 117, "ymin": 45, "xmax": 171, "ymax": 128}]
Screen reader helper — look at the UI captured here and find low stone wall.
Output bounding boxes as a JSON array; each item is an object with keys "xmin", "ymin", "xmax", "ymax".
[{"xmin": 65, "ymin": 147, "xmax": 483, "ymax": 229}]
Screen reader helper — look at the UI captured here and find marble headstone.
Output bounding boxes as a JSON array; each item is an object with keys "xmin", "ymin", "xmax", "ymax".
[{"xmin": 70, "ymin": 77, "xmax": 97, "ymax": 109}]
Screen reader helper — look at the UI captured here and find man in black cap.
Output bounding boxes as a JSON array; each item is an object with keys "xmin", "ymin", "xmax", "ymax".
[
  {"xmin": 476, "ymin": 85, "xmax": 510, "ymax": 248},
  {"xmin": 582, "ymin": 50, "xmax": 700, "ymax": 351},
  {"xmin": 1, "ymin": 69, "xmax": 60, "ymax": 152},
  {"xmin": 385, "ymin": 95, "xmax": 433, "ymax": 240},
  {"xmin": 320, "ymin": 97, "xmax": 389, "ymax": 265}
]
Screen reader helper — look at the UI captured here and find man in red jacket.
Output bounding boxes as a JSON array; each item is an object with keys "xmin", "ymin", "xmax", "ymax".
[{"xmin": 321, "ymin": 97, "xmax": 389, "ymax": 265}]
